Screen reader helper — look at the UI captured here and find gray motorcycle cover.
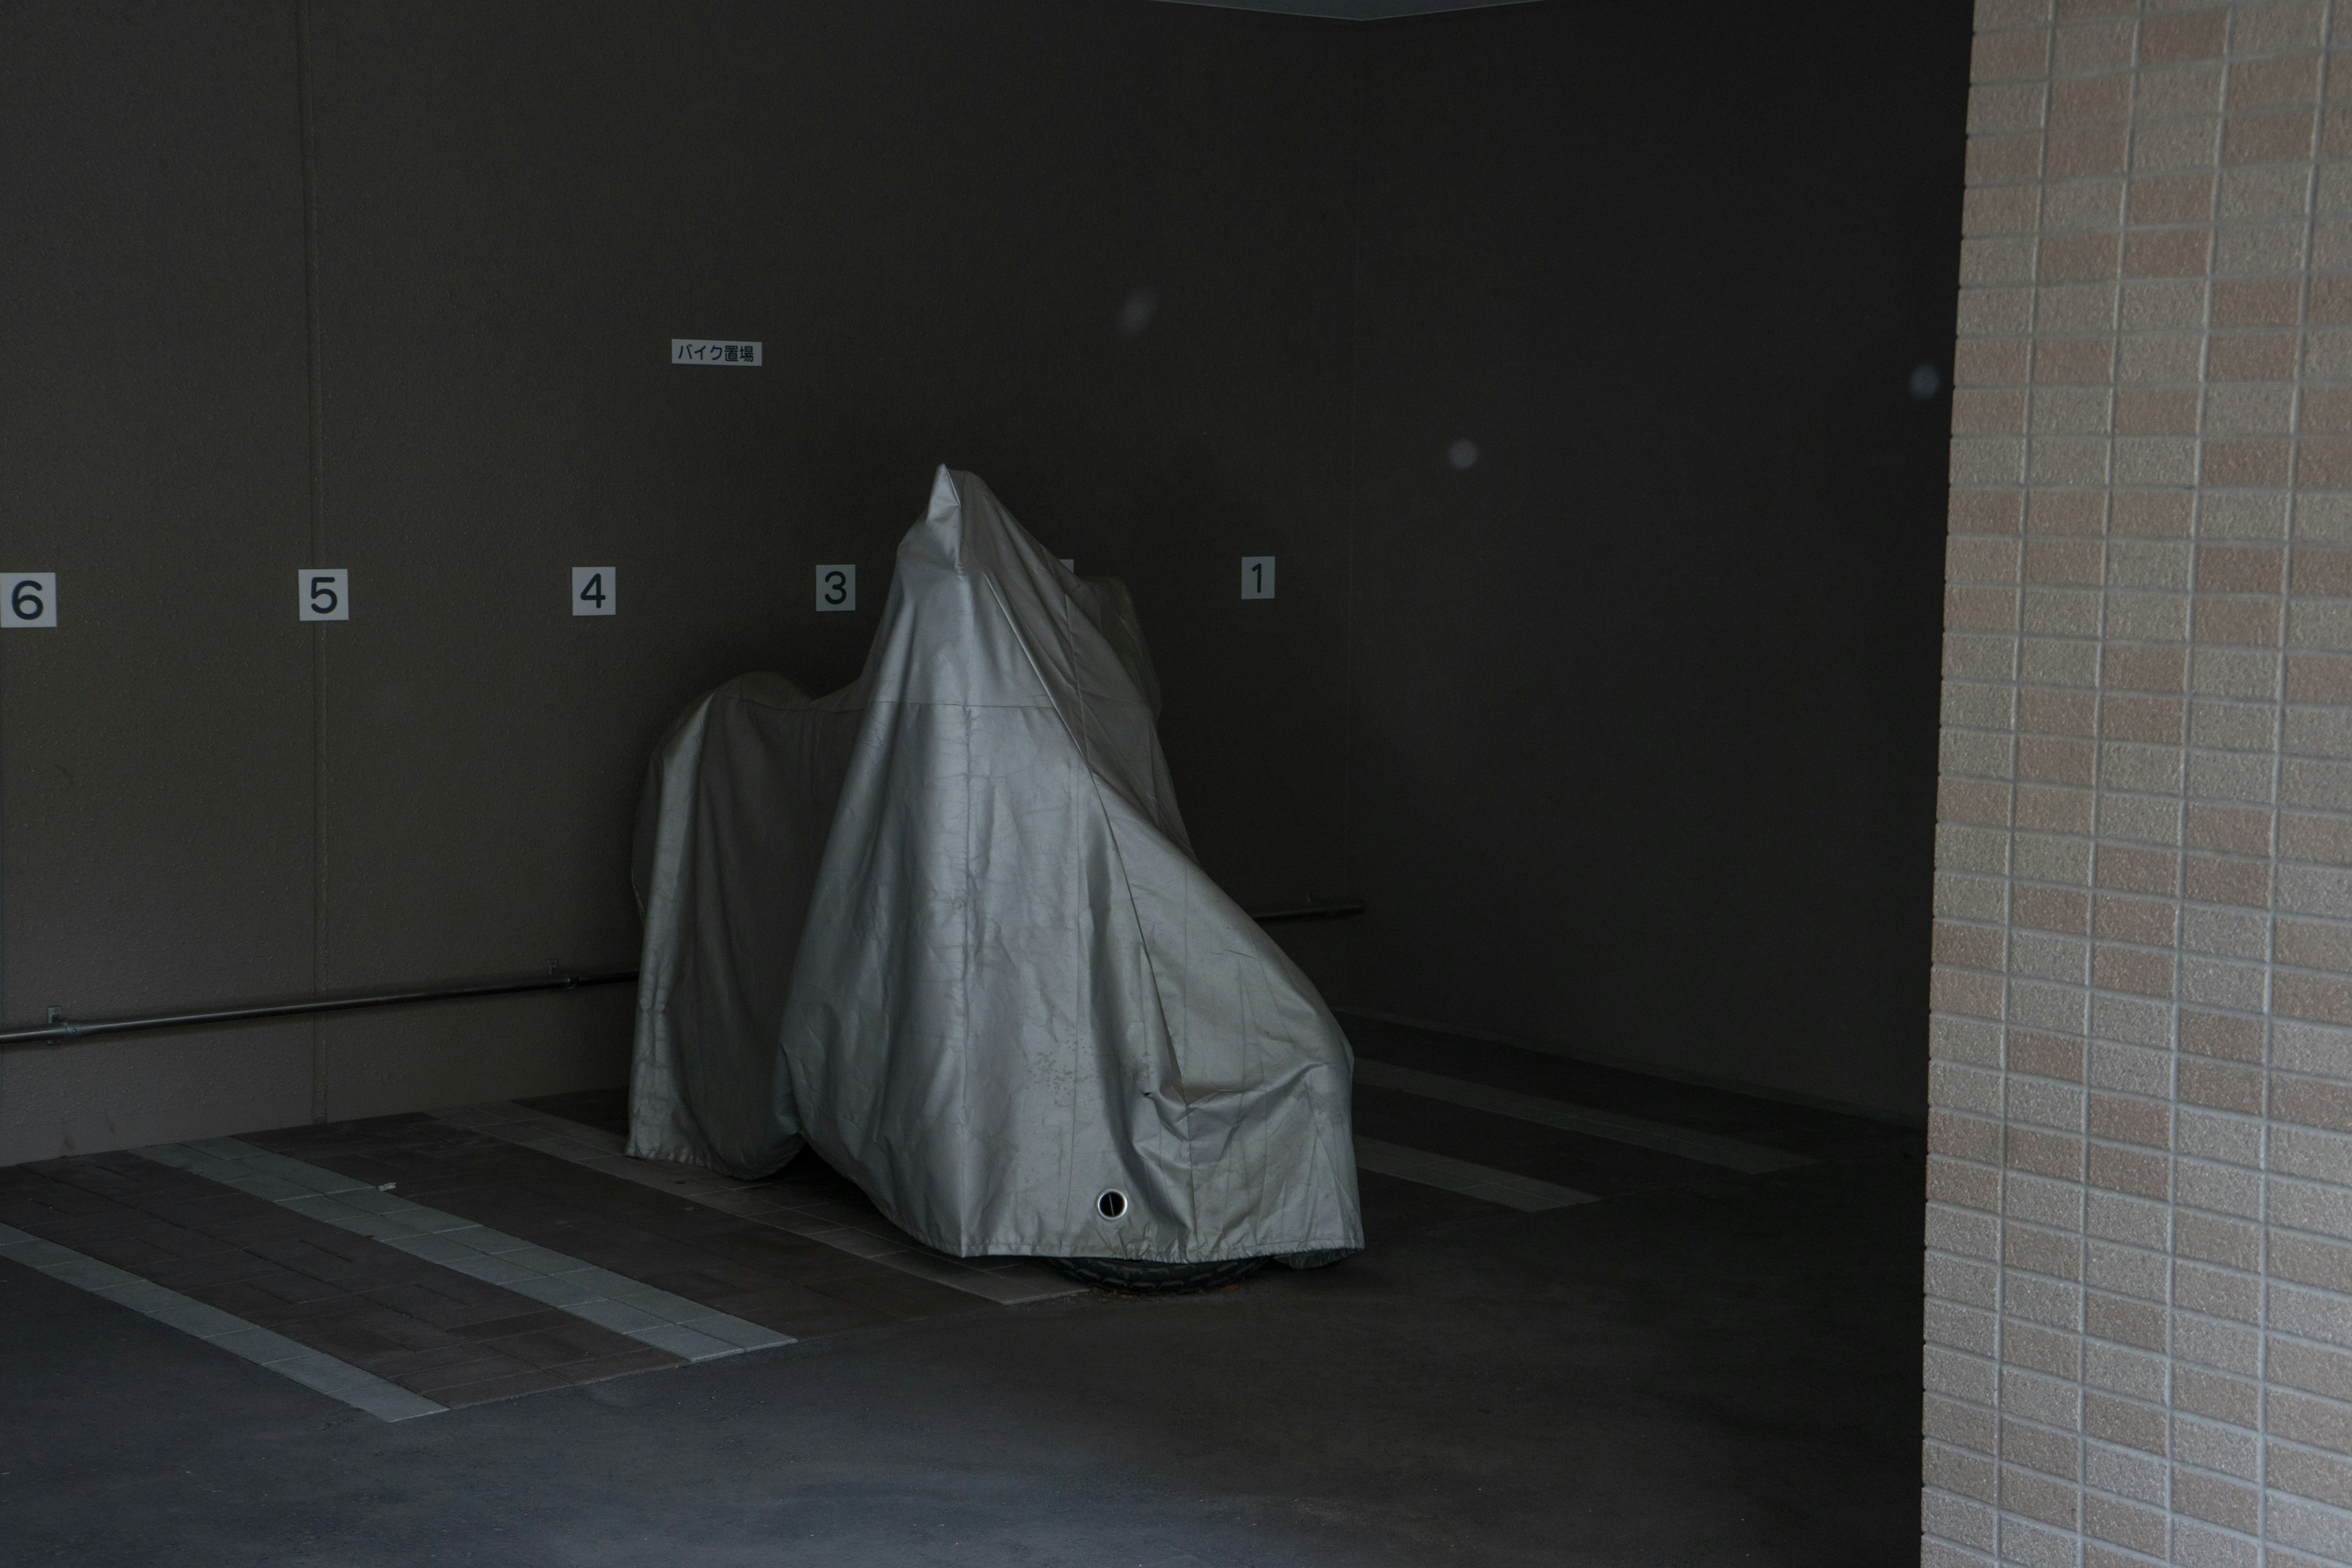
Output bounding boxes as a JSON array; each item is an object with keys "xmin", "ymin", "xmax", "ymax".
[{"xmin": 629, "ymin": 467, "xmax": 1362, "ymax": 1264}]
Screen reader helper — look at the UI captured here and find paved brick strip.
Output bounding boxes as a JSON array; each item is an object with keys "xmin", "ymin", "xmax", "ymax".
[
  {"xmin": 0, "ymin": 1151, "xmax": 673, "ymax": 1411},
  {"xmin": 143, "ymin": 1139, "xmax": 793, "ymax": 1362},
  {"xmin": 246, "ymin": 1113, "xmax": 1006, "ymax": 1338},
  {"xmin": 0, "ymin": 1219, "xmax": 444, "ymax": 1422}
]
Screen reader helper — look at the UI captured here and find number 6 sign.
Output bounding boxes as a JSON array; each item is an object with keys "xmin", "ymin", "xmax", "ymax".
[
  {"xmin": 298, "ymin": 568, "xmax": 350, "ymax": 622},
  {"xmin": 2, "ymin": 572, "xmax": 57, "ymax": 628}
]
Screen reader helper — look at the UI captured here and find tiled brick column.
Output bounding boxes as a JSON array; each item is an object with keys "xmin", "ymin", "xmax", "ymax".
[{"xmin": 1934, "ymin": 2, "xmax": 2352, "ymax": 1564}]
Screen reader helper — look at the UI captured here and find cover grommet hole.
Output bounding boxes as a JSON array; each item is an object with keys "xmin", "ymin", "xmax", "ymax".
[{"xmin": 1096, "ymin": 1188, "xmax": 1128, "ymax": 1220}]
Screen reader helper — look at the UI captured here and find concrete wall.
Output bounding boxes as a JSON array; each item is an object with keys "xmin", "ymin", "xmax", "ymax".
[
  {"xmin": 2, "ymin": 0, "xmax": 1967, "ymax": 1158},
  {"xmin": 1340, "ymin": 2, "xmax": 1970, "ymax": 1120},
  {"xmin": 1928, "ymin": 2, "xmax": 2352, "ymax": 1562},
  {"xmin": 0, "ymin": 0, "xmax": 1357, "ymax": 1160}
]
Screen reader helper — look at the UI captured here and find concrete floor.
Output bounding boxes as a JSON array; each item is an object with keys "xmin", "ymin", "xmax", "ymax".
[{"xmin": 0, "ymin": 1106, "xmax": 1922, "ymax": 1567}]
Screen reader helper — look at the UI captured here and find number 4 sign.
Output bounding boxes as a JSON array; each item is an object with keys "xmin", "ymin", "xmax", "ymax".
[
  {"xmin": 572, "ymin": 567, "xmax": 617, "ymax": 616},
  {"xmin": 2, "ymin": 572, "xmax": 57, "ymax": 628}
]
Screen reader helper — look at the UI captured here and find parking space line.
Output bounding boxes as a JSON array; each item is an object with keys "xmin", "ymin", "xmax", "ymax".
[
  {"xmin": 1351, "ymin": 1137, "xmax": 1596, "ymax": 1212},
  {"xmin": 138, "ymin": 1140, "xmax": 796, "ymax": 1363},
  {"xmin": 440, "ymin": 1104, "xmax": 1084, "ymax": 1305},
  {"xmin": 0, "ymin": 1221, "xmax": 447, "ymax": 1422},
  {"xmin": 1353, "ymin": 1062, "xmax": 1815, "ymax": 1175}
]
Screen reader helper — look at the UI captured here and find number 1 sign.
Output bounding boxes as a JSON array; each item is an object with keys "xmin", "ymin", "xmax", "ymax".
[{"xmin": 2, "ymin": 572, "xmax": 57, "ymax": 628}]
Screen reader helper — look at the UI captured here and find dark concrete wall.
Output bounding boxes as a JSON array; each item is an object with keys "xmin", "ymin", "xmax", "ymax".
[
  {"xmin": 1, "ymin": 0, "xmax": 1967, "ymax": 1155},
  {"xmin": 1341, "ymin": 2, "xmax": 1971, "ymax": 1118},
  {"xmin": 1, "ymin": 0, "xmax": 1357, "ymax": 1156}
]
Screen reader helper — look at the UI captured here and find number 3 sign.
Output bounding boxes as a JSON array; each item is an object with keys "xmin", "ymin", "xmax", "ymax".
[{"xmin": 2, "ymin": 572, "xmax": 57, "ymax": 628}]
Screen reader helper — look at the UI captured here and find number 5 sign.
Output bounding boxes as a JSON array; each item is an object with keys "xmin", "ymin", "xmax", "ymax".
[
  {"xmin": 298, "ymin": 568, "xmax": 350, "ymax": 622},
  {"xmin": 2, "ymin": 572, "xmax": 57, "ymax": 628}
]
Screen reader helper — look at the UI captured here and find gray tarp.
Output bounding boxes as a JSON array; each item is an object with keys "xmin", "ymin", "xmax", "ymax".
[{"xmin": 628, "ymin": 467, "xmax": 1362, "ymax": 1264}]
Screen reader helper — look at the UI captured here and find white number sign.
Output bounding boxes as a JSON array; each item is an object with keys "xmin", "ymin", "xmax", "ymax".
[
  {"xmin": 2, "ymin": 572, "xmax": 56, "ymax": 628},
  {"xmin": 816, "ymin": 565, "xmax": 856, "ymax": 612},
  {"xmin": 298, "ymin": 569, "xmax": 349, "ymax": 622},
  {"xmin": 572, "ymin": 567, "xmax": 617, "ymax": 616},
  {"xmin": 1240, "ymin": 556, "xmax": 1276, "ymax": 600}
]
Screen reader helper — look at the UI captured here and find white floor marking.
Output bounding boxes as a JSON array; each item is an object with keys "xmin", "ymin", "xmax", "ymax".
[
  {"xmin": 140, "ymin": 1140, "xmax": 796, "ymax": 1365},
  {"xmin": 1352, "ymin": 1061, "xmax": 1815, "ymax": 1175},
  {"xmin": 437, "ymin": 1104, "xmax": 1085, "ymax": 1305},
  {"xmin": 0, "ymin": 1220, "xmax": 447, "ymax": 1422},
  {"xmin": 1351, "ymin": 1137, "xmax": 1597, "ymax": 1212}
]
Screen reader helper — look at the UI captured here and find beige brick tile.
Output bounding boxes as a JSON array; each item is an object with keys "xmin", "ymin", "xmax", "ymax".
[
  {"xmin": 2171, "ymin": 1469, "xmax": 2258, "ymax": 1532},
  {"xmin": 2191, "ymin": 595, "xmax": 2285, "ymax": 646},
  {"xmin": 1926, "ymin": 1390, "xmax": 2000, "ymax": 1453},
  {"xmin": 2021, "ymin": 687, "xmax": 2094, "ymax": 735},
  {"xmin": 2230, "ymin": 160, "xmax": 2323, "ymax": 221},
  {"xmin": 1965, "ymin": 185, "xmax": 2041, "ymax": 236},
  {"xmin": 2089, "ymin": 1091, "xmax": 2173, "ymax": 1148},
  {"xmin": 2274, "ymin": 1072, "xmax": 2352, "ymax": 1132},
  {"xmin": 2086, "ymin": 1390, "xmax": 2171, "ymax": 1453},
  {"xmin": 2280, "ymin": 806, "xmax": 2352, "ymax": 862},
  {"xmin": 2048, "ymin": 177, "xmax": 2126, "ymax": 231},
  {"xmin": 2109, "ymin": 538, "xmax": 2192, "ymax": 589},
  {"xmin": 1956, "ymin": 386, "xmax": 2032, "ymax": 435},
  {"xmin": 2006, "ymin": 1416, "xmax": 2085, "ymax": 1478},
  {"xmin": 2055, "ymin": 73, "xmax": 2133, "ymax": 127},
  {"xmin": 2231, "ymin": 52, "xmax": 2323, "ymax": 110},
  {"xmin": 2133, "ymin": 116, "xmax": 2223, "ymax": 175},
  {"xmin": 2275, "ymin": 1339, "xmax": 2352, "ymax": 1404},
  {"xmin": 1932, "ymin": 1110, "xmax": 2005, "ymax": 1164},
  {"xmin": 1971, "ymin": 132, "xmax": 2046, "ymax": 186},
  {"xmin": 2129, "ymin": 169, "xmax": 2217, "ymax": 224},
  {"xmin": 2011, "ymin": 1028, "xmax": 2088, "ymax": 1080},
  {"xmin": 2001, "ymin": 1465, "xmax": 2082, "ymax": 1529},
  {"xmin": 2305, "ymin": 437, "xmax": 2352, "ymax": 493},
  {"xmin": 2308, "ymin": 328, "xmax": 2352, "ymax": 380},
  {"xmin": 2018, "ymin": 783, "xmax": 2095, "ymax": 833},
  {"xmin": 2271, "ymin": 1387, "xmax": 2352, "ymax": 1455},
  {"xmin": 1975, "ymin": 26, "xmax": 2054, "ymax": 81},
  {"xmin": 1972, "ymin": 81, "xmax": 2052, "ymax": 138},
  {"xmin": 2297, "ymin": 492, "xmax": 2352, "ymax": 541},
  {"xmin": 1953, "ymin": 489, "xmax": 2030, "ymax": 532},
  {"xmin": 2035, "ymin": 384, "xmax": 2117, "ymax": 434},
  {"xmin": 2229, "ymin": 0, "xmax": 2326, "ymax": 59},
  {"xmin": 2095, "ymin": 843, "xmax": 2180, "ymax": 895},
  {"xmin": 2120, "ymin": 333, "xmax": 2211, "ymax": 383},
  {"xmin": 2207, "ymin": 331, "xmax": 2297, "ymax": 381},
  {"xmin": 2089, "ymin": 1143, "xmax": 2172, "ymax": 1202},
  {"xmin": 2181, "ymin": 1008, "xmax": 2264, "ymax": 1061},
  {"xmin": 2083, "ymin": 1491, "xmax": 2169, "ymax": 1556},
  {"xmin": 2114, "ymin": 385, "xmax": 2198, "ymax": 434},
  {"xmin": 2141, "ymin": 12, "xmax": 2228, "ymax": 67},
  {"xmin": 2104, "ymin": 643, "xmax": 2189, "ymax": 691},
  {"xmin": 1958, "ymin": 336, "xmax": 2034, "ymax": 386},
  {"xmin": 2183, "ymin": 803, "xmax": 2272, "ymax": 854},
  {"xmin": 2010, "ymin": 1126, "xmax": 2089, "ymax": 1180},
  {"xmin": 2214, "ymin": 217, "xmax": 2308, "ymax": 274},
  {"xmin": 2214, "ymin": 274, "xmax": 2303, "ymax": 326},
  {"xmin": 2223, "ymin": 108, "xmax": 2318, "ymax": 165},
  {"xmin": 2121, "ymin": 225, "xmax": 2211, "ymax": 278},
  {"xmin": 2040, "ymin": 230, "xmax": 2122, "ymax": 281},
  {"xmin": 2295, "ymin": 552, "xmax": 2352, "ymax": 601},
  {"xmin": 2196, "ymin": 541, "xmax": 2287, "ymax": 590},
  {"xmin": 1931, "ymin": 1155, "xmax": 2003, "ymax": 1213},
  {"xmin": 2177, "ymin": 1213, "xmax": 2263, "ymax": 1272},
  {"xmin": 2274, "ymin": 1232, "xmax": 2352, "ymax": 1294},
  {"xmin": 1923, "ymin": 1440, "xmax": 1999, "ymax": 1504},
  {"xmin": 2094, "ymin": 893, "xmax": 2177, "ymax": 945},
  {"xmin": 2179, "ymin": 1057, "xmax": 2266, "ymax": 1115}
]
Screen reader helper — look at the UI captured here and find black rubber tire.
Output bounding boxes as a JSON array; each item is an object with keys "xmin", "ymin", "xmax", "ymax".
[{"xmin": 1050, "ymin": 1255, "xmax": 1270, "ymax": 1294}]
